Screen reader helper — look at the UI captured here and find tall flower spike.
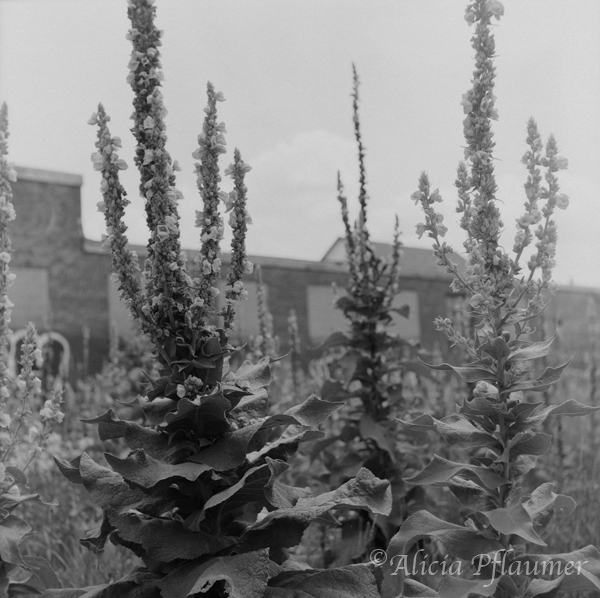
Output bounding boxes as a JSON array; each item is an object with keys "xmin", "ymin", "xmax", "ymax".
[
  {"xmin": 193, "ymin": 82, "xmax": 227, "ymax": 323},
  {"xmin": 0, "ymin": 104, "xmax": 16, "ymax": 397},
  {"xmin": 89, "ymin": 105, "xmax": 151, "ymax": 337},
  {"xmin": 222, "ymin": 148, "xmax": 253, "ymax": 331},
  {"xmin": 337, "ymin": 173, "xmax": 359, "ymax": 287},
  {"xmin": 351, "ymin": 64, "xmax": 370, "ymax": 258},
  {"xmin": 461, "ymin": 0, "xmax": 508, "ymax": 285},
  {"xmin": 126, "ymin": 0, "xmax": 190, "ymax": 327},
  {"xmin": 253, "ymin": 265, "xmax": 277, "ymax": 359}
]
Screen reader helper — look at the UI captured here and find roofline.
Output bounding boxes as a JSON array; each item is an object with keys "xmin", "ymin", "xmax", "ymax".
[
  {"xmin": 82, "ymin": 238, "xmax": 460, "ymax": 280},
  {"xmin": 15, "ymin": 166, "xmax": 83, "ymax": 187}
]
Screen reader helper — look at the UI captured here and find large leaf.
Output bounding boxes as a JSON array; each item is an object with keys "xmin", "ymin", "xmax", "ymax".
[
  {"xmin": 0, "ymin": 515, "xmax": 31, "ymax": 567},
  {"xmin": 108, "ymin": 508, "xmax": 236, "ymax": 562},
  {"xmin": 397, "ymin": 579, "xmax": 439, "ymax": 597},
  {"xmin": 191, "ymin": 405, "xmax": 331, "ymax": 471},
  {"xmin": 265, "ymin": 564, "xmax": 381, "ymax": 598},
  {"xmin": 239, "ymin": 469, "xmax": 390, "ymax": 552},
  {"xmin": 388, "ymin": 510, "xmax": 503, "ymax": 561},
  {"xmin": 420, "ymin": 360, "xmax": 497, "ymax": 383},
  {"xmin": 404, "ymin": 455, "xmax": 508, "ymax": 490},
  {"xmin": 505, "ymin": 359, "xmax": 572, "ymax": 393},
  {"xmin": 360, "ymin": 415, "xmax": 396, "ymax": 456},
  {"xmin": 447, "ymin": 477, "xmax": 495, "ymax": 511},
  {"xmin": 163, "ymin": 394, "xmax": 231, "ymax": 438},
  {"xmin": 397, "ymin": 414, "xmax": 497, "ymax": 449},
  {"xmin": 506, "ymin": 333, "xmax": 557, "ymax": 364},
  {"xmin": 521, "ymin": 483, "xmax": 576, "ymax": 531},
  {"xmin": 104, "ymin": 449, "xmax": 211, "ymax": 489},
  {"xmin": 435, "ymin": 574, "xmax": 501, "ymax": 598},
  {"xmin": 500, "ymin": 432, "xmax": 552, "ymax": 461},
  {"xmin": 186, "ymin": 459, "xmax": 287, "ymax": 530},
  {"xmin": 284, "ymin": 395, "xmax": 343, "ymax": 427},
  {"xmin": 481, "ymin": 500, "xmax": 546, "ymax": 545},
  {"xmin": 524, "ymin": 545, "xmax": 600, "ymax": 593},
  {"xmin": 231, "ymin": 356, "xmax": 275, "ymax": 392},
  {"xmin": 159, "ymin": 550, "xmax": 279, "ymax": 598}
]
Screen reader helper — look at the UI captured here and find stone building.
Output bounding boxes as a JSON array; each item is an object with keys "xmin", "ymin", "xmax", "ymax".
[{"xmin": 9, "ymin": 166, "xmax": 599, "ymax": 379}]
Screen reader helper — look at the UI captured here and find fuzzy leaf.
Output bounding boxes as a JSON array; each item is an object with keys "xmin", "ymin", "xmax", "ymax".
[
  {"xmin": 104, "ymin": 449, "xmax": 211, "ymax": 489},
  {"xmin": 265, "ymin": 564, "xmax": 381, "ymax": 598},
  {"xmin": 505, "ymin": 359, "xmax": 572, "ymax": 393},
  {"xmin": 525, "ymin": 576, "xmax": 565, "ymax": 597},
  {"xmin": 420, "ymin": 360, "xmax": 497, "ymax": 383},
  {"xmin": 404, "ymin": 455, "xmax": 508, "ymax": 490},
  {"xmin": 232, "ymin": 356, "xmax": 274, "ymax": 391},
  {"xmin": 522, "ymin": 483, "xmax": 576, "ymax": 531},
  {"xmin": 239, "ymin": 469, "xmax": 390, "ymax": 552},
  {"xmin": 189, "ymin": 459, "xmax": 286, "ymax": 529},
  {"xmin": 54, "ymin": 456, "xmax": 84, "ymax": 485},
  {"xmin": 138, "ymin": 396, "xmax": 177, "ymax": 425},
  {"xmin": 525, "ymin": 545, "xmax": 600, "ymax": 592},
  {"xmin": 398, "ymin": 414, "xmax": 497, "ymax": 449},
  {"xmin": 360, "ymin": 415, "xmax": 395, "ymax": 456},
  {"xmin": 502, "ymin": 432, "xmax": 552, "ymax": 460},
  {"xmin": 436, "ymin": 575, "xmax": 500, "ymax": 598},
  {"xmin": 506, "ymin": 333, "xmax": 557, "ymax": 364},
  {"xmin": 108, "ymin": 509, "xmax": 236, "ymax": 563},
  {"xmin": 447, "ymin": 477, "xmax": 495, "ymax": 511},
  {"xmin": 284, "ymin": 395, "xmax": 343, "ymax": 427},
  {"xmin": 22, "ymin": 555, "xmax": 63, "ymax": 590},
  {"xmin": 159, "ymin": 550, "xmax": 279, "ymax": 598},
  {"xmin": 481, "ymin": 500, "xmax": 546, "ymax": 545},
  {"xmin": 480, "ymin": 336, "xmax": 511, "ymax": 361},
  {"xmin": 388, "ymin": 510, "xmax": 503, "ymax": 561},
  {"xmin": 78, "ymin": 453, "xmax": 166, "ymax": 513},
  {"xmin": 163, "ymin": 394, "xmax": 231, "ymax": 438},
  {"xmin": 0, "ymin": 515, "xmax": 31, "ymax": 567},
  {"xmin": 81, "ymin": 409, "xmax": 126, "ymax": 440},
  {"xmin": 398, "ymin": 578, "xmax": 439, "ymax": 597}
]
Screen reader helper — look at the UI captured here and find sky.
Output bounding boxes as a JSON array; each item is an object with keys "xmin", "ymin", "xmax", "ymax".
[{"xmin": 0, "ymin": 0, "xmax": 599, "ymax": 288}]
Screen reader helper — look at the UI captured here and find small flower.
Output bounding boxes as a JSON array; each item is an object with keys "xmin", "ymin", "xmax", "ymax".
[
  {"xmin": 555, "ymin": 193, "xmax": 569, "ymax": 210},
  {"xmin": 554, "ymin": 156, "xmax": 569, "ymax": 171},
  {"xmin": 0, "ymin": 413, "xmax": 11, "ymax": 428},
  {"xmin": 410, "ymin": 191, "xmax": 423, "ymax": 204},
  {"xmin": 486, "ymin": 0, "xmax": 504, "ymax": 20},
  {"xmin": 430, "ymin": 188, "xmax": 442, "ymax": 203},
  {"xmin": 416, "ymin": 223, "xmax": 427, "ymax": 239}
]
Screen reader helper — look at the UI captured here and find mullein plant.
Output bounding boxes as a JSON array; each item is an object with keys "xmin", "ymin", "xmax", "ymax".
[
  {"xmin": 49, "ymin": 1, "xmax": 391, "ymax": 596},
  {"xmin": 247, "ymin": 265, "xmax": 279, "ymax": 362},
  {"xmin": 0, "ymin": 104, "xmax": 64, "ymax": 593},
  {"xmin": 387, "ymin": 1, "xmax": 600, "ymax": 596},
  {"xmin": 314, "ymin": 67, "xmax": 420, "ymax": 559}
]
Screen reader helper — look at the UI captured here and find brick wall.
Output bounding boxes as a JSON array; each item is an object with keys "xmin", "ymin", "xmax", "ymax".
[{"xmin": 12, "ymin": 166, "xmax": 598, "ymax": 378}]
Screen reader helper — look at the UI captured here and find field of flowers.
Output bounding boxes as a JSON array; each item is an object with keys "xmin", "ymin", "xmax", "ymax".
[{"xmin": 0, "ymin": 0, "xmax": 599, "ymax": 597}]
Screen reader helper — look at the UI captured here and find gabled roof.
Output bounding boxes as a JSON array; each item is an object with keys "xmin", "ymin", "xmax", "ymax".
[{"xmin": 322, "ymin": 237, "xmax": 465, "ymax": 280}]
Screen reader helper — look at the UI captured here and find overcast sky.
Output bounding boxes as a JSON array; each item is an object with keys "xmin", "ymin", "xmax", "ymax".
[{"xmin": 1, "ymin": 0, "xmax": 599, "ymax": 287}]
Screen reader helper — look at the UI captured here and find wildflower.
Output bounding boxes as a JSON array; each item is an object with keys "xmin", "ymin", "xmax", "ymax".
[
  {"xmin": 556, "ymin": 193, "xmax": 569, "ymax": 210},
  {"xmin": 0, "ymin": 413, "xmax": 11, "ymax": 428},
  {"xmin": 554, "ymin": 156, "xmax": 569, "ymax": 171},
  {"xmin": 193, "ymin": 82, "xmax": 227, "ymax": 323}
]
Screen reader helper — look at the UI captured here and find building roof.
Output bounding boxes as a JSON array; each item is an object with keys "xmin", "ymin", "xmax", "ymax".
[
  {"xmin": 322, "ymin": 237, "xmax": 464, "ymax": 280},
  {"xmin": 15, "ymin": 166, "xmax": 83, "ymax": 187}
]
